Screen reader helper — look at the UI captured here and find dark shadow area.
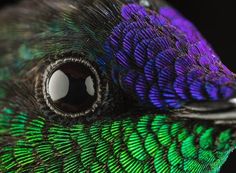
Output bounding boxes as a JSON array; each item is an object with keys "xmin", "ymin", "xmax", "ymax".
[
  {"xmin": 0, "ymin": 0, "xmax": 19, "ymax": 8},
  {"xmin": 166, "ymin": 0, "xmax": 236, "ymax": 74}
]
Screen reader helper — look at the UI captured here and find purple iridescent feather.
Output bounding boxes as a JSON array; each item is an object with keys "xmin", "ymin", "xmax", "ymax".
[{"xmin": 104, "ymin": 4, "xmax": 236, "ymax": 109}]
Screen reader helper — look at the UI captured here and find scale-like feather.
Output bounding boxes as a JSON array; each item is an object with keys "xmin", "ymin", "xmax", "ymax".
[{"xmin": 1, "ymin": 0, "xmax": 236, "ymax": 172}]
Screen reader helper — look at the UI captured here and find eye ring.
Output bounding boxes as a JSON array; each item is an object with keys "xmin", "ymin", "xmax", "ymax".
[{"xmin": 35, "ymin": 53, "xmax": 103, "ymax": 118}]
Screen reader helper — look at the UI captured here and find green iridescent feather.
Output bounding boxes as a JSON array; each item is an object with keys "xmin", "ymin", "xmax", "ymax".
[
  {"xmin": 0, "ymin": 0, "xmax": 236, "ymax": 173},
  {"xmin": 0, "ymin": 108, "xmax": 235, "ymax": 173}
]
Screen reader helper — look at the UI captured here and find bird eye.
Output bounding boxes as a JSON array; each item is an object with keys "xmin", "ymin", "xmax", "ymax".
[{"xmin": 36, "ymin": 54, "xmax": 102, "ymax": 118}]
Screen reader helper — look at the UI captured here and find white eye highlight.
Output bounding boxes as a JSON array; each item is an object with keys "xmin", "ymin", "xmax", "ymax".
[
  {"xmin": 48, "ymin": 70, "xmax": 69, "ymax": 101},
  {"xmin": 85, "ymin": 76, "xmax": 95, "ymax": 96}
]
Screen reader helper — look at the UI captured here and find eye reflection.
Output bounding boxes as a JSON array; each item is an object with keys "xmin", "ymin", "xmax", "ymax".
[
  {"xmin": 85, "ymin": 76, "xmax": 95, "ymax": 96},
  {"xmin": 48, "ymin": 70, "xmax": 70, "ymax": 102},
  {"xmin": 44, "ymin": 60, "xmax": 100, "ymax": 116}
]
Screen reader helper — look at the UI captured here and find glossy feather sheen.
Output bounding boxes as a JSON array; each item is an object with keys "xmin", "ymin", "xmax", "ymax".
[
  {"xmin": 1, "ymin": 0, "xmax": 236, "ymax": 172},
  {"xmin": 0, "ymin": 108, "xmax": 235, "ymax": 172},
  {"xmin": 106, "ymin": 4, "xmax": 236, "ymax": 109}
]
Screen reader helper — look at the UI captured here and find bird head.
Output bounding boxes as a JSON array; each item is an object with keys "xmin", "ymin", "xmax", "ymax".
[{"xmin": 0, "ymin": 0, "xmax": 236, "ymax": 172}]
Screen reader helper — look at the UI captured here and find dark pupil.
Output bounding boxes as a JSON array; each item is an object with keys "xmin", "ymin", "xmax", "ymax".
[{"xmin": 47, "ymin": 62, "xmax": 97, "ymax": 113}]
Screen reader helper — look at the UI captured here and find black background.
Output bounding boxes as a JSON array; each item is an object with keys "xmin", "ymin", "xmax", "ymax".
[{"xmin": 0, "ymin": 0, "xmax": 235, "ymax": 172}]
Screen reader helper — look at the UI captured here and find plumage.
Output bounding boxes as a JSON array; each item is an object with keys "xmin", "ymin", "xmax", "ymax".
[{"xmin": 1, "ymin": 0, "xmax": 236, "ymax": 172}]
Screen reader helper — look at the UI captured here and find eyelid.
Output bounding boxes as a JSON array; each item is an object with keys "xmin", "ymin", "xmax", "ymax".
[{"xmin": 34, "ymin": 53, "xmax": 103, "ymax": 118}]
